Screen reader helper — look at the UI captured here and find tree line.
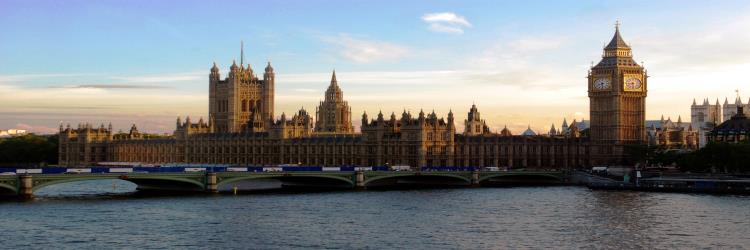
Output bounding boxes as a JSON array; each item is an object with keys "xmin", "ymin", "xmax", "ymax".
[
  {"xmin": 0, "ymin": 134, "xmax": 58, "ymax": 166},
  {"xmin": 628, "ymin": 142, "xmax": 750, "ymax": 173}
]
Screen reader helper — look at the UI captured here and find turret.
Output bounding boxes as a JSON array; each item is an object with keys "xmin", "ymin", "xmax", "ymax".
[
  {"xmin": 210, "ymin": 62, "xmax": 220, "ymax": 82},
  {"xmin": 549, "ymin": 124, "xmax": 557, "ymax": 136},
  {"xmin": 361, "ymin": 111, "xmax": 368, "ymax": 127},
  {"xmin": 230, "ymin": 60, "xmax": 238, "ymax": 73},
  {"xmin": 447, "ymin": 109, "xmax": 454, "ymax": 125},
  {"xmin": 262, "ymin": 61, "xmax": 275, "ymax": 123}
]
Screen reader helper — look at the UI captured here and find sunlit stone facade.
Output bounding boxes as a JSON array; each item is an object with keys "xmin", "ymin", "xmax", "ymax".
[{"xmin": 60, "ymin": 27, "xmax": 647, "ymax": 168}]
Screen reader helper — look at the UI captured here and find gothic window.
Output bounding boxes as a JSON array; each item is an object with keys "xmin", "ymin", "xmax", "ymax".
[{"xmin": 242, "ymin": 100, "xmax": 247, "ymax": 112}]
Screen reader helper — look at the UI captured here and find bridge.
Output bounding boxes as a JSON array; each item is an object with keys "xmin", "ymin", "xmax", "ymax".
[{"xmin": 0, "ymin": 170, "xmax": 568, "ymax": 199}]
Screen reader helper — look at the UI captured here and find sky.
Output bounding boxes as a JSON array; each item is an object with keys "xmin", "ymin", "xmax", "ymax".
[{"xmin": 1, "ymin": 0, "xmax": 750, "ymax": 135}]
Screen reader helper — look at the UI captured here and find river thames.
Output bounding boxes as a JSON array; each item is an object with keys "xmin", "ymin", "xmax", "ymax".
[{"xmin": 1, "ymin": 181, "xmax": 748, "ymax": 249}]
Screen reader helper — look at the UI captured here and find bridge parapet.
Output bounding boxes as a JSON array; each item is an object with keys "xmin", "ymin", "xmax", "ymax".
[{"xmin": 0, "ymin": 170, "xmax": 570, "ymax": 199}]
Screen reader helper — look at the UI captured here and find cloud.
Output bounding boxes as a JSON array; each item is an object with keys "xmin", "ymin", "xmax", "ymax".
[
  {"xmin": 62, "ymin": 84, "xmax": 169, "ymax": 89},
  {"xmin": 422, "ymin": 12, "xmax": 472, "ymax": 34},
  {"xmin": 0, "ymin": 73, "xmax": 95, "ymax": 84},
  {"xmin": 14, "ymin": 123, "xmax": 58, "ymax": 134},
  {"xmin": 322, "ymin": 34, "xmax": 409, "ymax": 63},
  {"xmin": 108, "ymin": 72, "xmax": 204, "ymax": 83}
]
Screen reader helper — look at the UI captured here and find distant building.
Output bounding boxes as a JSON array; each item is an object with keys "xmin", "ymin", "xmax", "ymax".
[
  {"xmin": 708, "ymin": 106, "xmax": 750, "ymax": 144},
  {"xmin": 646, "ymin": 116, "xmax": 698, "ymax": 151},
  {"xmin": 690, "ymin": 93, "xmax": 750, "ymax": 147},
  {"xmin": 0, "ymin": 129, "xmax": 27, "ymax": 138}
]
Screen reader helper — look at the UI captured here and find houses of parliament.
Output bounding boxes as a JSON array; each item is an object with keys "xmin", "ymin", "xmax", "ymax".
[{"xmin": 59, "ymin": 26, "xmax": 648, "ymax": 169}]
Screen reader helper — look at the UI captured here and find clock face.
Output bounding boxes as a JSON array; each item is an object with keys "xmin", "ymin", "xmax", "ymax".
[
  {"xmin": 624, "ymin": 77, "xmax": 642, "ymax": 91},
  {"xmin": 593, "ymin": 78, "xmax": 611, "ymax": 90}
]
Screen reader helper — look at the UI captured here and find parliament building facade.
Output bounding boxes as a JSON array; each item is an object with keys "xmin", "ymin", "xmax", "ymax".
[{"xmin": 59, "ymin": 26, "xmax": 647, "ymax": 169}]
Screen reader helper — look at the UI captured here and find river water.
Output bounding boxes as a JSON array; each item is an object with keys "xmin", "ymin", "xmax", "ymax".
[{"xmin": 1, "ymin": 180, "xmax": 749, "ymax": 249}]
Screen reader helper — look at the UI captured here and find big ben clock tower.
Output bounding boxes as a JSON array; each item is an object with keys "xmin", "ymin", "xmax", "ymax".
[{"xmin": 588, "ymin": 22, "xmax": 647, "ymax": 164}]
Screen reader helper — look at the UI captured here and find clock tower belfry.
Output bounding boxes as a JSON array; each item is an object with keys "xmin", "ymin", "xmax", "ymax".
[{"xmin": 588, "ymin": 22, "xmax": 647, "ymax": 164}]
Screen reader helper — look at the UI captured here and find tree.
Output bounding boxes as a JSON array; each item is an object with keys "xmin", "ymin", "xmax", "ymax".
[{"xmin": 0, "ymin": 134, "xmax": 58, "ymax": 166}]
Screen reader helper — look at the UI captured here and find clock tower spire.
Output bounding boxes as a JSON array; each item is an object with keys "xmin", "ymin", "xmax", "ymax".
[{"xmin": 588, "ymin": 22, "xmax": 647, "ymax": 164}]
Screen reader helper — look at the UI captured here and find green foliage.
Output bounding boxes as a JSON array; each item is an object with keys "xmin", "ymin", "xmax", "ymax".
[
  {"xmin": 650, "ymin": 142, "xmax": 750, "ymax": 173},
  {"xmin": 0, "ymin": 134, "xmax": 58, "ymax": 166}
]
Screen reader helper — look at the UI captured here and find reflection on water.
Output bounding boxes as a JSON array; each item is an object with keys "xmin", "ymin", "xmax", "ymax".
[{"xmin": 1, "ymin": 182, "xmax": 749, "ymax": 249}]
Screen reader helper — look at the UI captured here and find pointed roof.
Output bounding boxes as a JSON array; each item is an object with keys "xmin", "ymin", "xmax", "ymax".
[
  {"xmin": 324, "ymin": 70, "xmax": 343, "ymax": 102},
  {"xmin": 605, "ymin": 22, "xmax": 630, "ymax": 50},
  {"xmin": 330, "ymin": 70, "xmax": 337, "ymax": 85}
]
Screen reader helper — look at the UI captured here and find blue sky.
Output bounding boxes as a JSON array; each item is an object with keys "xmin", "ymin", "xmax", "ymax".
[{"xmin": 2, "ymin": 0, "xmax": 750, "ymax": 134}]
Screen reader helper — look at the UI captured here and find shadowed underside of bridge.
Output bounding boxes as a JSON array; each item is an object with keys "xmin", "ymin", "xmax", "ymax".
[
  {"xmin": 0, "ymin": 182, "xmax": 15, "ymax": 196},
  {"xmin": 34, "ymin": 174, "xmax": 207, "ymax": 193},
  {"xmin": 479, "ymin": 173, "xmax": 564, "ymax": 186},
  {"xmin": 364, "ymin": 173, "xmax": 472, "ymax": 188},
  {"xmin": 217, "ymin": 173, "xmax": 355, "ymax": 191}
]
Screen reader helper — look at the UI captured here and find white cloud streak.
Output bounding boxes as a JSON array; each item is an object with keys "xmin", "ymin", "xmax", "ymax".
[
  {"xmin": 422, "ymin": 12, "xmax": 472, "ymax": 34},
  {"xmin": 322, "ymin": 34, "xmax": 409, "ymax": 63}
]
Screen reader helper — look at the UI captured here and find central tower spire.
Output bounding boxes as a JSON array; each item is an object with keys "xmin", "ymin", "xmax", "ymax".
[{"xmin": 240, "ymin": 40, "xmax": 245, "ymax": 66}]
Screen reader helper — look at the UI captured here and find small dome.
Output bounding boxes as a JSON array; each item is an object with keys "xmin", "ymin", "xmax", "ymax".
[
  {"xmin": 521, "ymin": 126, "xmax": 537, "ymax": 136},
  {"xmin": 265, "ymin": 61, "xmax": 273, "ymax": 72},
  {"xmin": 500, "ymin": 126, "xmax": 512, "ymax": 136}
]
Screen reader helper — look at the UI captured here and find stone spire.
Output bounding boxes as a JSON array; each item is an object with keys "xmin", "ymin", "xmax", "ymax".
[
  {"xmin": 549, "ymin": 124, "xmax": 557, "ymax": 135},
  {"xmin": 605, "ymin": 20, "xmax": 630, "ymax": 50},
  {"xmin": 331, "ymin": 69, "xmax": 337, "ymax": 85},
  {"xmin": 315, "ymin": 70, "xmax": 353, "ymax": 133}
]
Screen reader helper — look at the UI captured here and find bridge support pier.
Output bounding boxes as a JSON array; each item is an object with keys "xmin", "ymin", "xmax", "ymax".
[
  {"xmin": 355, "ymin": 171, "xmax": 366, "ymax": 190},
  {"xmin": 205, "ymin": 172, "xmax": 218, "ymax": 193},
  {"xmin": 471, "ymin": 170, "xmax": 480, "ymax": 187},
  {"xmin": 19, "ymin": 175, "xmax": 33, "ymax": 199}
]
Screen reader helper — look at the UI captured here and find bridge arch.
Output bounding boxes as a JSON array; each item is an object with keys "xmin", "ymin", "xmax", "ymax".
[
  {"xmin": 32, "ymin": 176, "xmax": 205, "ymax": 193},
  {"xmin": 218, "ymin": 174, "xmax": 355, "ymax": 190},
  {"xmin": 0, "ymin": 182, "xmax": 17, "ymax": 195},
  {"xmin": 32, "ymin": 176, "xmax": 122, "ymax": 192},
  {"xmin": 363, "ymin": 173, "xmax": 472, "ymax": 187},
  {"xmin": 478, "ymin": 173, "xmax": 563, "ymax": 185},
  {"xmin": 121, "ymin": 176, "xmax": 205, "ymax": 192}
]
